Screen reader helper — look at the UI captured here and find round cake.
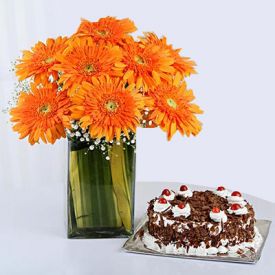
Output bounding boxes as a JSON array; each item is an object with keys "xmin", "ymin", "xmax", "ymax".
[{"xmin": 141, "ymin": 185, "xmax": 262, "ymax": 256}]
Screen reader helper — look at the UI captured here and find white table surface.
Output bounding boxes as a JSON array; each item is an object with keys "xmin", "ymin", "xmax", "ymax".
[{"xmin": 0, "ymin": 181, "xmax": 274, "ymax": 275}]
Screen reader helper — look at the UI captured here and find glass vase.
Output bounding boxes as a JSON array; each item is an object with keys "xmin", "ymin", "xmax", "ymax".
[{"xmin": 67, "ymin": 139, "xmax": 136, "ymax": 238}]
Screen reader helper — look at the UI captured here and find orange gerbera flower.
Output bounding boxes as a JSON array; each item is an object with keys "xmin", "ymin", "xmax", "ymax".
[
  {"xmin": 148, "ymin": 80, "xmax": 203, "ymax": 140},
  {"xmin": 140, "ymin": 32, "xmax": 196, "ymax": 78},
  {"xmin": 70, "ymin": 76, "xmax": 148, "ymax": 141},
  {"xmin": 121, "ymin": 37, "xmax": 175, "ymax": 91},
  {"xmin": 74, "ymin": 16, "xmax": 137, "ymax": 44},
  {"xmin": 16, "ymin": 36, "xmax": 68, "ymax": 84},
  {"xmin": 10, "ymin": 83, "xmax": 71, "ymax": 145},
  {"xmin": 53, "ymin": 37, "xmax": 124, "ymax": 95}
]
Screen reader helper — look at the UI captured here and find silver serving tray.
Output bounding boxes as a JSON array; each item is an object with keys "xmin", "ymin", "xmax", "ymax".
[{"xmin": 123, "ymin": 217, "xmax": 271, "ymax": 264}]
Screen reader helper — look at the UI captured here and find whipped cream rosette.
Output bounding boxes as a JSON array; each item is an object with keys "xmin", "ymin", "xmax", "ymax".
[
  {"xmin": 213, "ymin": 186, "xmax": 231, "ymax": 198},
  {"xmin": 153, "ymin": 198, "xmax": 171, "ymax": 213},
  {"xmin": 172, "ymin": 203, "xmax": 191, "ymax": 218},
  {"xmin": 161, "ymin": 189, "xmax": 175, "ymax": 201},
  {"xmin": 227, "ymin": 191, "xmax": 247, "ymax": 207},
  {"xmin": 227, "ymin": 203, "xmax": 248, "ymax": 215},
  {"xmin": 177, "ymin": 185, "xmax": 193, "ymax": 198},
  {"xmin": 209, "ymin": 207, "xmax": 228, "ymax": 223}
]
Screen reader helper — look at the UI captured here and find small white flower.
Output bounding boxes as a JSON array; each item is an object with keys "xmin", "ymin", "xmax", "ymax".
[
  {"xmin": 95, "ymin": 139, "xmax": 100, "ymax": 145},
  {"xmin": 144, "ymin": 111, "xmax": 149, "ymax": 115},
  {"xmin": 73, "ymin": 124, "xmax": 79, "ymax": 130},
  {"xmin": 109, "ymin": 140, "xmax": 113, "ymax": 144},
  {"xmin": 70, "ymin": 133, "xmax": 75, "ymax": 137},
  {"xmin": 105, "ymin": 156, "xmax": 110, "ymax": 160},
  {"xmin": 101, "ymin": 145, "xmax": 106, "ymax": 151},
  {"xmin": 142, "ymin": 120, "xmax": 146, "ymax": 124},
  {"xmin": 48, "ymin": 74, "xmax": 54, "ymax": 83},
  {"xmin": 83, "ymin": 133, "xmax": 89, "ymax": 138},
  {"xmin": 89, "ymin": 145, "xmax": 95, "ymax": 150},
  {"xmin": 123, "ymin": 138, "xmax": 126, "ymax": 142},
  {"xmin": 80, "ymin": 137, "xmax": 85, "ymax": 142},
  {"xmin": 116, "ymin": 141, "xmax": 121, "ymax": 145},
  {"xmin": 85, "ymin": 137, "xmax": 90, "ymax": 142},
  {"xmin": 148, "ymin": 120, "xmax": 153, "ymax": 126},
  {"xmin": 75, "ymin": 131, "xmax": 81, "ymax": 137},
  {"xmin": 130, "ymin": 139, "xmax": 135, "ymax": 144}
]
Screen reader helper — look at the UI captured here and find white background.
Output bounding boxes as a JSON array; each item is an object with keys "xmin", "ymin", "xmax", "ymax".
[{"xmin": 0, "ymin": 0, "xmax": 275, "ymax": 203}]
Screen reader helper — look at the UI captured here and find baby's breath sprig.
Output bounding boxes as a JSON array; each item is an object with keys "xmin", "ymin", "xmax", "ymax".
[
  {"xmin": 2, "ymin": 70, "xmax": 31, "ymax": 114},
  {"xmin": 140, "ymin": 107, "xmax": 153, "ymax": 128},
  {"xmin": 9, "ymin": 60, "xmax": 17, "ymax": 73},
  {"xmin": 67, "ymin": 121, "xmax": 136, "ymax": 160}
]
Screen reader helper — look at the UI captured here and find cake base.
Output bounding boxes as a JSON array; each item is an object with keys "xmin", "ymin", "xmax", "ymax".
[
  {"xmin": 123, "ymin": 217, "xmax": 271, "ymax": 263},
  {"xmin": 142, "ymin": 225, "xmax": 263, "ymax": 256}
]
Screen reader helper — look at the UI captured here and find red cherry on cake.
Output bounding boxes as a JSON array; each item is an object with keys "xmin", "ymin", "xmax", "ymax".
[
  {"xmin": 178, "ymin": 202, "xmax": 185, "ymax": 209},
  {"xmin": 162, "ymin": 189, "xmax": 171, "ymax": 196},
  {"xmin": 158, "ymin": 197, "xmax": 167, "ymax": 204},
  {"xmin": 180, "ymin": 185, "xmax": 188, "ymax": 191},
  {"xmin": 231, "ymin": 191, "xmax": 242, "ymax": 197},
  {"xmin": 231, "ymin": 203, "xmax": 241, "ymax": 210},
  {"xmin": 217, "ymin": 186, "xmax": 225, "ymax": 191},
  {"xmin": 212, "ymin": 207, "xmax": 220, "ymax": 213}
]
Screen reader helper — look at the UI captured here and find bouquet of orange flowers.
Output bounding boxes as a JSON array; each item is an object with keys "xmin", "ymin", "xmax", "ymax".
[
  {"xmin": 9, "ymin": 17, "xmax": 203, "ymax": 238},
  {"xmin": 10, "ymin": 16, "xmax": 202, "ymax": 148}
]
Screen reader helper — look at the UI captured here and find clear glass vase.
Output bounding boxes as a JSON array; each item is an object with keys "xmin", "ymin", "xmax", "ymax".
[{"xmin": 67, "ymin": 138, "xmax": 136, "ymax": 238}]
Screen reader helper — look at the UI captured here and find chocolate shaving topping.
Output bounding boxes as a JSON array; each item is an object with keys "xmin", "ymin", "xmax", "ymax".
[{"xmin": 147, "ymin": 190, "xmax": 256, "ymax": 249}]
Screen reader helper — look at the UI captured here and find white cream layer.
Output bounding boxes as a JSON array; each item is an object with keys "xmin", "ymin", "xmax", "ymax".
[{"xmin": 152, "ymin": 213, "xmax": 224, "ymax": 236}]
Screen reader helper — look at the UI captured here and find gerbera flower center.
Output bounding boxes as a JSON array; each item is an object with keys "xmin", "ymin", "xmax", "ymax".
[
  {"xmin": 44, "ymin": 57, "xmax": 55, "ymax": 64},
  {"xmin": 134, "ymin": 55, "xmax": 145, "ymax": 65},
  {"xmin": 105, "ymin": 100, "xmax": 119, "ymax": 113},
  {"xmin": 96, "ymin": 29, "xmax": 109, "ymax": 37},
  {"xmin": 84, "ymin": 64, "xmax": 96, "ymax": 73},
  {"xmin": 37, "ymin": 103, "xmax": 51, "ymax": 115},
  {"xmin": 166, "ymin": 98, "xmax": 177, "ymax": 109}
]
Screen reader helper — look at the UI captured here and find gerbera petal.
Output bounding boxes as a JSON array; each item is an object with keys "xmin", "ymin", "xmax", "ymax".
[
  {"xmin": 152, "ymin": 71, "xmax": 161, "ymax": 85},
  {"xmin": 74, "ymin": 17, "xmax": 137, "ymax": 44},
  {"xmin": 123, "ymin": 70, "xmax": 134, "ymax": 81},
  {"xmin": 121, "ymin": 38, "xmax": 176, "ymax": 90},
  {"xmin": 139, "ymin": 32, "xmax": 196, "ymax": 78},
  {"xmin": 173, "ymin": 71, "xmax": 182, "ymax": 86},
  {"xmin": 10, "ymin": 85, "xmax": 71, "ymax": 145},
  {"xmin": 148, "ymin": 82, "xmax": 202, "ymax": 140},
  {"xmin": 70, "ymin": 76, "xmax": 146, "ymax": 141},
  {"xmin": 16, "ymin": 36, "xmax": 68, "ymax": 84},
  {"xmin": 54, "ymin": 37, "xmax": 123, "ymax": 95}
]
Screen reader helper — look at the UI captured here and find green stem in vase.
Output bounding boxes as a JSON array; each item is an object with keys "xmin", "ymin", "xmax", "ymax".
[
  {"xmin": 68, "ymin": 138, "xmax": 135, "ymax": 238},
  {"xmin": 109, "ymin": 143, "xmax": 134, "ymax": 233}
]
